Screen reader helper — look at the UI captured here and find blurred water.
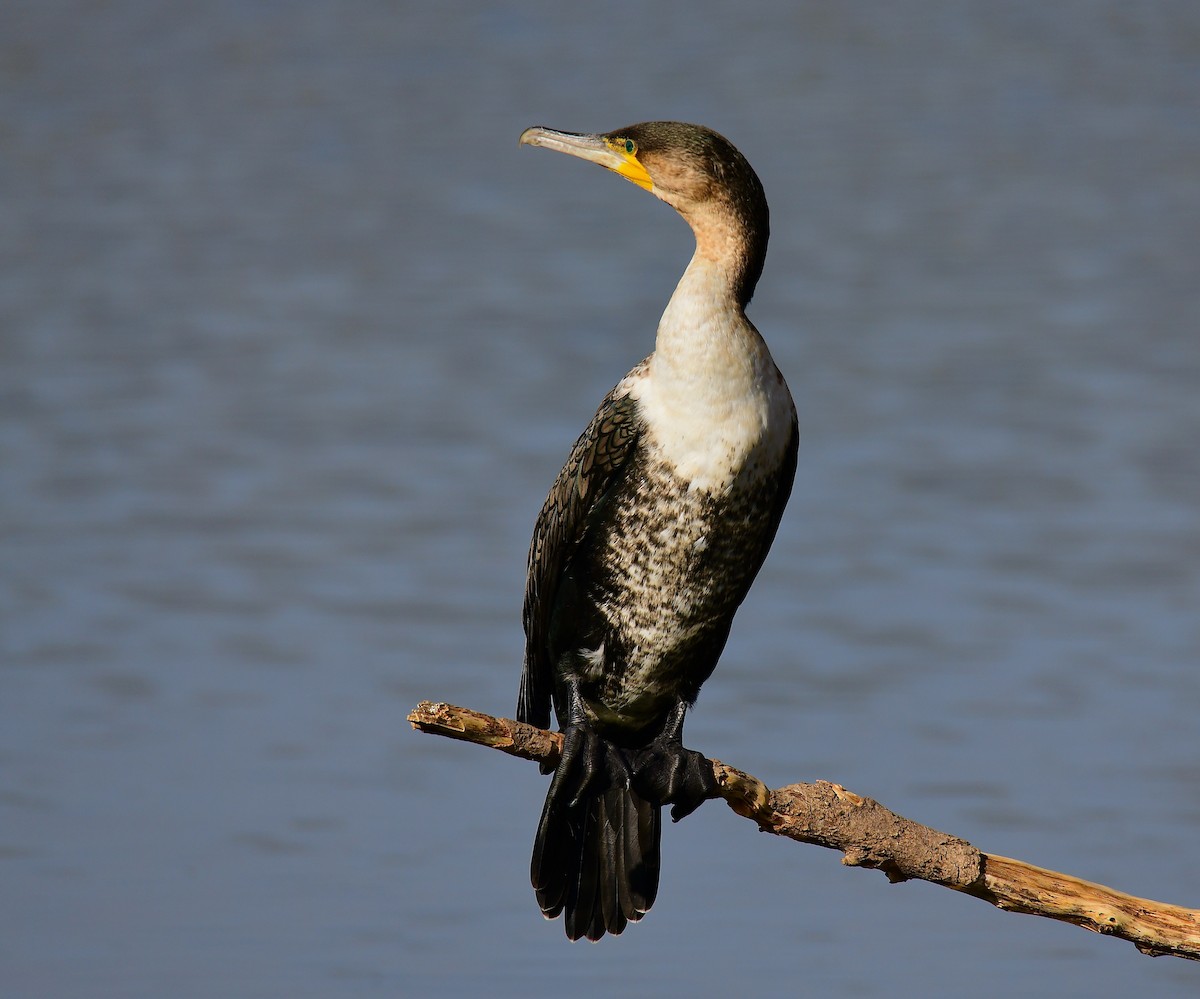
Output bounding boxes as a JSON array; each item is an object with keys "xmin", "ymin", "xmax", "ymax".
[{"xmin": 3, "ymin": 2, "xmax": 1199, "ymax": 996}]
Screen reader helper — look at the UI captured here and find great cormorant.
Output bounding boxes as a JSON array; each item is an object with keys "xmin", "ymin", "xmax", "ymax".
[{"xmin": 517, "ymin": 121, "xmax": 797, "ymax": 941}]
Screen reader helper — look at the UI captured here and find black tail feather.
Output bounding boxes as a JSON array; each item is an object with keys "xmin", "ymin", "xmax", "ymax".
[{"xmin": 531, "ymin": 778, "xmax": 661, "ymax": 941}]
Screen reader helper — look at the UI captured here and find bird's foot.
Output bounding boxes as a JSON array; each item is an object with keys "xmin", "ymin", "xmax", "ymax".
[
  {"xmin": 631, "ymin": 738, "xmax": 718, "ymax": 822},
  {"xmin": 551, "ymin": 723, "xmax": 634, "ymax": 808}
]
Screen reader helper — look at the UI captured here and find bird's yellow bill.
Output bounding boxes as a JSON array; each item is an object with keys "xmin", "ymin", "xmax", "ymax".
[{"xmin": 519, "ymin": 126, "xmax": 653, "ymax": 192}]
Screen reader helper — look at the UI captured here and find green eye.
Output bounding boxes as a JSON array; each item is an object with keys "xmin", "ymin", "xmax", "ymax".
[{"xmin": 624, "ymin": 139, "xmax": 636, "ymax": 155}]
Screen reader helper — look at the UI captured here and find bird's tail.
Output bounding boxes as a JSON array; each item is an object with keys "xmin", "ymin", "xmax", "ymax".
[{"xmin": 531, "ymin": 776, "xmax": 661, "ymax": 941}]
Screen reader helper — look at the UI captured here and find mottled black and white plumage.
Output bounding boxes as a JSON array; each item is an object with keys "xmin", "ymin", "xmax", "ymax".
[{"xmin": 517, "ymin": 121, "xmax": 798, "ymax": 941}]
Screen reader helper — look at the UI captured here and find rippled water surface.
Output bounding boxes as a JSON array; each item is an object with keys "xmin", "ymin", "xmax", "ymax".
[{"xmin": 3, "ymin": 3, "xmax": 1199, "ymax": 996}]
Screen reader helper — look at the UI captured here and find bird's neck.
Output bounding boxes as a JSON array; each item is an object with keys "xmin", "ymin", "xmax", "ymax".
[
  {"xmin": 632, "ymin": 249, "xmax": 781, "ymax": 490},
  {"xmin": 637, "ymin": 247, "xmax": 777, "ymax": 472},
  {"xmin": 676, "ymin": 198, "xmax": 767, "ymax": 308},
  {"xmin": 652, "ymin": 250, "xmax": 765, "ymax": 390}
]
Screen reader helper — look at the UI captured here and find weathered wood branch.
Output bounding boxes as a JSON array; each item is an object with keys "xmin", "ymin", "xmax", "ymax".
[{"xmin": 409, "ymin": 699, "xmax": 1200, "ymax": 960}]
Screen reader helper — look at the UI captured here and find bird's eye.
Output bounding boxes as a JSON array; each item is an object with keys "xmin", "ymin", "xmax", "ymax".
[{"xmin": 624, "ymin": 139, "xmax": 637, "ymax": 155}]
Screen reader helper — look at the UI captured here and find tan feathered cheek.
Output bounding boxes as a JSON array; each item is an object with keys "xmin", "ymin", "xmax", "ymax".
[{"xmin": 641, "ymin": 155, "xmax": 707, "ymax": 200}]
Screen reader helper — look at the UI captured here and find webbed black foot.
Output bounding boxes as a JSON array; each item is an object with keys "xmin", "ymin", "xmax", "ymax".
[
  {"xmin": 630, "ymin": 738, "xmax": 718, "ymax": 822},
  {"xmin": 550, "ymin": 723, "xmax": 634, "ymax": 808}
]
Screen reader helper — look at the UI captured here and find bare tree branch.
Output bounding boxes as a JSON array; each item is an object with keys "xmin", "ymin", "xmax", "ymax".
[{"xmin": 409, "ymin": 699, "xmax": 1200, "ymax": 960}]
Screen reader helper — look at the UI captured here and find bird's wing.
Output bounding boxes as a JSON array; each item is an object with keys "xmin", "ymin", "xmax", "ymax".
[{"xmin": 519, "ymin": 378, "xmax": 644, "ymax": 730}]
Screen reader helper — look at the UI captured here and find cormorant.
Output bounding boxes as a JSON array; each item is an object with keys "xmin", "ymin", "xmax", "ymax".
[{"xmin": 517, "ymin": 121, "xmax": 797, "ymax": 941}]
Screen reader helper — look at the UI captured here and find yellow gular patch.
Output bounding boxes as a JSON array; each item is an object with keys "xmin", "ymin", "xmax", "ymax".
[{"xmin": 605, "ymin": 139, "xmax": 653, "ymax": 191}]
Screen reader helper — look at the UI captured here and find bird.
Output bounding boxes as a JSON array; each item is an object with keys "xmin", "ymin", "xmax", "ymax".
[{"xmin": 517, "ymin": 121, "xmax": 797, "ymax": 941}]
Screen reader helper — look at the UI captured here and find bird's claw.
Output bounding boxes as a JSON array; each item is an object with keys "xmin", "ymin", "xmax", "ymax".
[
  {"xmin": 548, "ymin": 724, "xmax": 717, "ymax": 821},
  {"xmin": 631, "ymin": 740, "xmax": 718, "ymax": 822},
  {"xmin": 551, "ymin": 724, "xmax": 633, "ymax": 808}
]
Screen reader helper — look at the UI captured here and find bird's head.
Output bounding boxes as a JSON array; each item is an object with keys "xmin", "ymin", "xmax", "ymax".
[{"xmin": 519, "ymin": 121, "xmax": 769, "ymax": 303}]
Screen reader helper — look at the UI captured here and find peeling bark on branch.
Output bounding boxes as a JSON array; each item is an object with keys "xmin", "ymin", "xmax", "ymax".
[{"xmin": 408, "ymin": 700, "xmax": 1200, "ymax": 960}]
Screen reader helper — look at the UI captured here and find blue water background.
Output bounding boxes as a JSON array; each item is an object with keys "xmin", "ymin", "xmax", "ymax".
[{"xmin": 3, "ymin": 3, "xmax": 1199, "ymax": 996}]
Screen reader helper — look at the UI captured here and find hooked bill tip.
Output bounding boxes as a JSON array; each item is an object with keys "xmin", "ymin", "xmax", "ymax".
[{"xmin": 519, "ymin": 126, "xmax": 549, "ymax": 147}]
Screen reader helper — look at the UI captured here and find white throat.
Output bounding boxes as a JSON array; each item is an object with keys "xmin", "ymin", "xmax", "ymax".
[{"xmin": 626, "ymin": 252, "xmax": 791, "ymax": 491}]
